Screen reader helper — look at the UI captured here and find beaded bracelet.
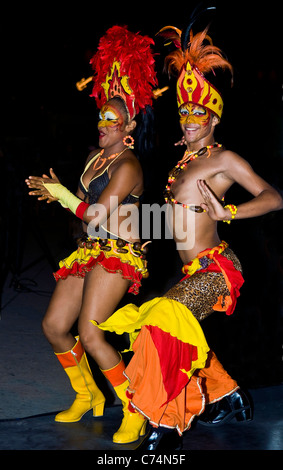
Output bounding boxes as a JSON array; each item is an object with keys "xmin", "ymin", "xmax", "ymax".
[{"xmin": 223, "ymin": 204, "xmax": 238, "ymax": 224}]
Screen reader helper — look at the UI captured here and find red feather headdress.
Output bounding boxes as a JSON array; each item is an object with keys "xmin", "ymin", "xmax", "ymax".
[
  {"xmin": 90, "ymin": 26, "xmax": 157, "ymax": 120},
  {"xmin": 158, "ymin": 24, "xmax": 233, "ymax": 118}
]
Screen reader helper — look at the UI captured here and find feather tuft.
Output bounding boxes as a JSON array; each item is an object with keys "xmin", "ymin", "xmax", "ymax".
[
  {"xmin": 161, "ymin": 26, "xmax": 233, "ymax": 82},
  {"xmin": 90, "ymin": 25, "xmax": 157, "ymax": 117}
]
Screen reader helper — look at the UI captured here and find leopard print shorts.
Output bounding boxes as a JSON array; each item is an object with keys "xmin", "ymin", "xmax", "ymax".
[{"xmin": 163, "ymin": 248, "xmax": 242, "ymax": 322}]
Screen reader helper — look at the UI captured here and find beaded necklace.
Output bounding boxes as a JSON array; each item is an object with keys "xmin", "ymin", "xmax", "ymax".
[
  {"xmin": 164, "ymin": 143, "xmax": 222, "ymax": 212},
  {"xmin": 92, "ymin": 147, "xmax": 127, "ymax": 172}
]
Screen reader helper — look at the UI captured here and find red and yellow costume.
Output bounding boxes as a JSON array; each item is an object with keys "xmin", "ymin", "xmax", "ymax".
[
  {"xmin": 97, "ymin": 241, "xmax": 244, "ymax": 434},
  {"xmin": 95, "ymin": 22, "xmax": 241, "ymax": 436},
  {"xmin": 48, "ymin": 26, "xmax": 158, "ymax": 442},
  {"xmin": 54, "ymin": 236, "xmax": 148, "ymax": 295}
]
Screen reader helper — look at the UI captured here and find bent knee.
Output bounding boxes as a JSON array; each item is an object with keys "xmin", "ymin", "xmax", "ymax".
[
  {"xmin": 42, "ymin": 315, "xmax": 68, "ymax": 342},
  {"xmin": 78, "ymin": 323, "xmax": 105, "ymax": 356}
]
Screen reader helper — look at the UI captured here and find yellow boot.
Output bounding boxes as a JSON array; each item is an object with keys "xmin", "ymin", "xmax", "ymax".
[
  {"xmin": 55, "ymin": 338, "xmax": 105, "ymax": 423},
  {"xmin": 101, "ymin": 357, "xmax": 147, "ymax": 444},
  {"xmin": 112, "ymin": 380, "xmax": 147, "ymax": 443}
]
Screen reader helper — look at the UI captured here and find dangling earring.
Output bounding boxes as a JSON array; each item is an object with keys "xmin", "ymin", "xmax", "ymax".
[{"xmin": 123, "ymin": 135, "xmax": 135, "ymax": 149}]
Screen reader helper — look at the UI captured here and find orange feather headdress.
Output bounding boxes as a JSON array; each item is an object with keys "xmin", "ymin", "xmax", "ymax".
[{"xmin": 158, "ymin": 13, "xmax": 233, "ymax": 119}]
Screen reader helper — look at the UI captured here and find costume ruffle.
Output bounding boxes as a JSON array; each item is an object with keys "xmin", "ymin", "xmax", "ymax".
[
  {"xmin": 53, "ymin": 237, "xmax": 148, "ymax": 295},
  {"xmin": 96, "ymin": 241, "xmax": 243, "ymax": 434},
  {"xmin": 97, "ymin": 297, "xmax": 209, "ymax": 402},
  {"xmin": 181, "ymin": 241, "xmax": 244, "ymax": 315},
  {"xmin": 124, "ymin": 331, "xmax": 237, "ymax": 434},
  {"xmin": 124, "ymin": 326, "xmax": 206, "ymax": 434}
]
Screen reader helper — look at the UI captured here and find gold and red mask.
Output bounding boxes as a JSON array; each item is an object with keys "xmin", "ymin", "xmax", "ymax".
[
  {"xmin": 98, "ymin": 103, "xmax": 124, "ymax": 129},
  {"xmin": 178, "ymin": 103, "xmax": 210, "ymax": 127}
]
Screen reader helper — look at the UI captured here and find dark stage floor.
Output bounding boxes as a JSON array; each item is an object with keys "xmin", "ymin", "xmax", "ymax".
[
  {"xmin": 0, "ymin": 385, "xmax": 282, "ymax": 451},
  {"xmin": 0, "ymin": 215, "xmax": 282, "ymax": 454}
]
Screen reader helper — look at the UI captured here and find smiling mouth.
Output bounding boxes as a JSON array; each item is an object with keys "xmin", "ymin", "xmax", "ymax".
[
  {"xmin": 185, "ymin": 126, "xmax": 198, "ymax": 131},
  {"xmin": 99, "ymin": 131, "xmax": 106, "ymax": 138}
]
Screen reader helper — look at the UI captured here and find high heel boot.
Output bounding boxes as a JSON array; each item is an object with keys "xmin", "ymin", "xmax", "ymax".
[
  {"xmin": 135, "ymin": 426, "xmax": 183, "ymax": 452},
  {"xmin": 101, "ymin": 356, "xmax": 147, "ymax": 444},
  {"xmin": 198, "ymin": 388, "xmax": 252, "ymax": 426},
  {"xmin": 55, "ymin": 337, "xmax": 105, "ymax": 422}
]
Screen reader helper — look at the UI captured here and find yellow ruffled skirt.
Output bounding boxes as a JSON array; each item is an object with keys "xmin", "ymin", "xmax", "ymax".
[{"xmin": 54, "ymin": 237, "xmax": 148, "ymax": 295}]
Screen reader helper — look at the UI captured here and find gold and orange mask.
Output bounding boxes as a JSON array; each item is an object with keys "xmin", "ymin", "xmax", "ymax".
[
  {"xmin": 178, "ymin": 103, "xmax": 210, "ymax": 127},
  {"xmin": 98, "ymin": 103, "xmax": 124, "ymax": 129}
]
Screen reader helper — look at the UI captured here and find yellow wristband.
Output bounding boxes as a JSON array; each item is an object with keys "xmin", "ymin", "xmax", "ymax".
[
  {"xmin": 223, "ymin": 204, "xmax": 237, "ymax": 224},
  {"xmin": 42, "ymin": 183, "xmax": 89, "ymax": 219}
]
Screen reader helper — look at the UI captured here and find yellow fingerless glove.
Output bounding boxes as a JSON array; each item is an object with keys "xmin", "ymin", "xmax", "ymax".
[{"xmin": 42, "ymin": 183, "xmax": 89, "ymax": 220}]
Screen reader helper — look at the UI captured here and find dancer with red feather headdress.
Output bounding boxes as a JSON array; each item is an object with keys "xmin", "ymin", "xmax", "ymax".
[{"xmin": 25, "ymin": 25, "xmax": 158, "ymax": 444}]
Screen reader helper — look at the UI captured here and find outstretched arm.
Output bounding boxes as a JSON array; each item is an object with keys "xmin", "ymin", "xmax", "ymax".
[{"xmin": 26, "ymin": 160, "xmax": 141, "ymax": 228}]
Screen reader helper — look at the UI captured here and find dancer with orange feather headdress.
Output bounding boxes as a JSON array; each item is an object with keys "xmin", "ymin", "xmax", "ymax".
[{"xmin": 96, "ymin": 5, "xmax": 282, "ymax": 451}]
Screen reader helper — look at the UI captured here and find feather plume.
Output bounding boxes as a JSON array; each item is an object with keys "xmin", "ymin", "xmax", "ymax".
[
  {"xmin": 90, "ymin": 25, "xmax": 157, "ymax": 116},
  {"xmin": 161, "ymin": 26, "xmax": 233, "ymax": 81},
  {"xmin": 186, "ymin": 28, "xmax": 233, "ymax": 76},
  {"xmin": 158, "ymin": 12, "xmax": 233, "ymax": 118},
  {"xmin": 181, "ymin": 4, "xmax": 216, "ymax": 52},
  {"xmin": 157, "ymin": 26, "xmax": 182, "ymax": 48}
]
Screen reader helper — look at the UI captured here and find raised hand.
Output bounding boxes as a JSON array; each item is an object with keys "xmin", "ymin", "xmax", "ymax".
[{"xmin": 25, "ymin": 168, "xmax": 61, "ymax": 203}]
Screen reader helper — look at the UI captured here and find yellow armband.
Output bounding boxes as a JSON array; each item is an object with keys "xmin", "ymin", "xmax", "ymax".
[{"xmin": 42, "ymin": 183, "xmax": 89, "ymax": 220}]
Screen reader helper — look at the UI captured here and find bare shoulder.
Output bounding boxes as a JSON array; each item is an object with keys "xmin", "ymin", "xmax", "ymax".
[
  {"xmin": 218, "ymin": 148, "xmax": 247, "ymax": 163},
  {"xmin": 110, "ymin": 150, "xmax": 143, "ymax": 182},
  {"xmin": 217, "ymin": 148, "xmax": 253, "ymax": 174},
  {"xmin": 113, "ymin": 149, "xmax": 142, "ymax": 173}
]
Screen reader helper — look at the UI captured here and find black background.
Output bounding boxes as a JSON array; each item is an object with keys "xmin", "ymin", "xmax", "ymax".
[{"xmin": 1, "ymin": 0, "xmax": 282, "ymax": 388}]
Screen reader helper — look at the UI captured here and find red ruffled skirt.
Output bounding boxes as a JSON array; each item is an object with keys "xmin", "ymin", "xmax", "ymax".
[{"xmin": 53, "ymin": 237, "xmax": 148, "ymax": 295}]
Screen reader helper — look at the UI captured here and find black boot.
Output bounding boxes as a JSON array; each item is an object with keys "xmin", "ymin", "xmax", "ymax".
[
  {"xmin": 198, "ymin": 388, "xmax": 252, "ymax": 426},
  {"xmin": 135, "ymin": 426, "xmax": 183, "ymax": 452}
]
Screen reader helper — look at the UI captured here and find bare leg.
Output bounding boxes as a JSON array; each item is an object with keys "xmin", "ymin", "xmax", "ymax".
[
  {"xmin": 41, "ymin": 267, "xmax": 130, "ymax": 424},
  {"xmin": 78, "ymin": 264, "xmax": 130, "ymax": 370},
  {"xmin": 42, "ymin": 276, "xmax": 84, "ymax": 353},
  {"xmin": 43, "ymin": 264, "xmax": 130, "ymax": 368}
]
